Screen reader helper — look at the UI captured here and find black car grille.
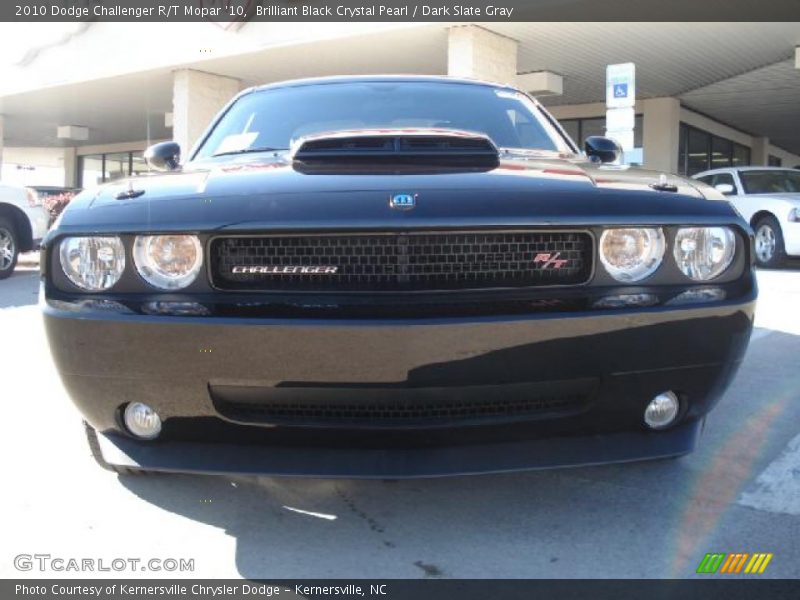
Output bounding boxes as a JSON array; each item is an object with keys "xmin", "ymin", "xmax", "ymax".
[
  {"xmin": 209, "ymin": 230, "xmax": 593, "ymax": 292},
  {"xmin": 210, "ymin": 382, "xmax": 593, "ymax": 429},
  {"xmin": 216, "ymin": 396, "xmax": 585, "ymax": 427}
]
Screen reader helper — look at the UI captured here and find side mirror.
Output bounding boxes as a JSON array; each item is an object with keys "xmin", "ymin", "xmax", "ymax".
[
  {"xmin": 144, "ymin": 142, "xmax": 181, "ymax": 172},
  {"xmin": 714, "ymin": 183, "xmax": 735, "ymax": 195},
  {"xmin": 584, "ymin": 136, "xmax": 622, "ymax": 164}
]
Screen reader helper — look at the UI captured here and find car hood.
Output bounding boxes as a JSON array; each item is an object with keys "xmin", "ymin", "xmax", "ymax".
[{"xmin": 58, "ymin": 153, "xmax": 740, "ymax": 233}]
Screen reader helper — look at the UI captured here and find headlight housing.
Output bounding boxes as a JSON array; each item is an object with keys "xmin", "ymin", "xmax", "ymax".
[
  {"xmin": 673, "ymin": 227, "xmax": 735, "ymax": 281},
  {"xmin": 60, "ymin": 236, "xmax": 126, "ymax": 292},
  {"xmin": 599, "ymin": 228, "xmax": 665, "ymax": 282},
  {"xmin": 133, "ymin": 235, "xmax": 203, "ymax": 290}
]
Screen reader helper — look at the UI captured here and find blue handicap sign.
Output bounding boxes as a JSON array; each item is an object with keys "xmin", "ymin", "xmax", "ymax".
[{"xmin": 613, "ymin": 83, "xmax": 629, "ymax": 98}]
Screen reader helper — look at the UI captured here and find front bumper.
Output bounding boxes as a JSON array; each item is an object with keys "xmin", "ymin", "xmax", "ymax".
[
  {"xmin": 90, "ymin": 420, "xmax": 703, "ymax": 478},
  {"xmin": 44, "ymin": 287, "xmax": 755, "ymax": 477}
]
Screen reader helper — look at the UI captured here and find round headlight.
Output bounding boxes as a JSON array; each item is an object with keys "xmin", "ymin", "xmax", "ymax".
[
  {"xmin": 133, "ymin": 235, "xmax": 203, "ymax": 290},
  {"xmin": 673, "ymin": 227, "xmax": 735, "ymax": 281},
  {"xmin": 599, "ymin": 228, "xmax": 665, "ymax": 282},
  {"xmin": 60, "ymin": 236, "xmax": 126, "ymax": 292}
]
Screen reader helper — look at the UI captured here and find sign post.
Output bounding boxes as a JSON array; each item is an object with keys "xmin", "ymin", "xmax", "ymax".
[{"xmin": 605, "ymin": 63, "xmax": 636, "ymax": 162}]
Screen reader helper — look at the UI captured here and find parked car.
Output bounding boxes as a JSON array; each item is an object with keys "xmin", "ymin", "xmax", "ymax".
[
  {"xmin": 0, "ymin": 182, "xmax": 49, "ymax": 279},
  {"xmin": 42, "ymin": 76, "xmax": 756, "ymax": 477},
  {"xmin": 693, "ymin": 167, "xmax": 800, "ymax": 267}
]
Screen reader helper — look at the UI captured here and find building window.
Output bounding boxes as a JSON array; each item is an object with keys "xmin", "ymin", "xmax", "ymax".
[
  {"xmin": 677, "ymin": 123, "xmax": 751, "ymax": 176},
  {"xmin": 78, "ymin": 151, "xmax": 144, "ymax": 188},
  {"xmin": 560, "ymin": 120, "xmax": 579, "ymax": 144},
  {"xmin": 687, "ymin": 127, "xmax": 710, "ymax": 176},
  {"xmin": 560, "ymin": 115, "xmax": 644, "ymax": 164},
  {"xmin": 768, "ymin": 155, "xmax": 782, "ymax": 167},
  {"xmin": 711, "ymin": 136, "xmax": 733, "ymax": 169},
  {"xmin": 732, "ymin": 144, "xmax": 750, "ymax": 167}
]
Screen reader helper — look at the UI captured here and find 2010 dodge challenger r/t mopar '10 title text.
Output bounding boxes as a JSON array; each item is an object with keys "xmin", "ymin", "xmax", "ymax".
[{"xmin": 41, "ymin": 76, "xmax": 756, "ymax": 477}]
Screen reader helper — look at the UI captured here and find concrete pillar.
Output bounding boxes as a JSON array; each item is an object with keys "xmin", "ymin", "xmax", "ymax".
[
  {"xmin": 0, "ymin": 116, "xmax": 4, "ymax": 176},
  {"xmin": 172, "ymin": 69, "xmax": 240, "ymax": 158},
  {"xmin": 517, "ymin": 71, "xmax": 563, "ymax": 96},
  {"xmin": 447, "ymin": 25, "xmax": 518, "ymax": 86},
  {"xmin": 642, "ymin": 97, "xmax": 681, "ymax": 174},
  {"xmin": 751, "ymin": 136, "xmax": 770, "ymax": 166},
  {"xmin": 63, "ymin": 147, "xmax": 77, "ymax": 188},
  {"xmin": 795, "ymin": 46, "xmax": 799, "ymax": 69}
]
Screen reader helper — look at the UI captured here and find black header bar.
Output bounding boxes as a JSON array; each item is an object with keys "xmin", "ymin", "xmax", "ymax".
[
  {"xmin": 6, "ymin": 0, "xmax": 800, "ymax": 22},
  {"xmin": 5, "ymin": 579, "xmax": 800, "ymax": 600}
]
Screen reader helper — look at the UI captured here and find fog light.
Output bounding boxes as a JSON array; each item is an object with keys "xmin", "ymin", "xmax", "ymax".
[
  {"xmin": 644, "ymin": 392, "xmax": 680, "ymax": 430},
  {"xmin": 123, "ymin": 402, "xmax": 162, "ymax": 439}
]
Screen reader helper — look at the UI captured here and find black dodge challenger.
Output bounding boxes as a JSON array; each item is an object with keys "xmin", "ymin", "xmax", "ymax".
[{"xmin": 42, "ymin": 76, "xmax": 756, "ymax": 477}]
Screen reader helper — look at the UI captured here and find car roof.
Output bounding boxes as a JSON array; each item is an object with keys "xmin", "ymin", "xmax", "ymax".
[
  {"xmin": 692, "ymin": 168, "xmax": 733, "ymax": 178},
  {"xmin": 693, "ymin": 166, "xmax": 799, "ymax": 178},
  {"xmin": 733, "ymin": 166, "xmax": 799, "ymax": 172},
  {"xmin": 245, "ymin": 75, "xmax": 521, "ymax": 95}
]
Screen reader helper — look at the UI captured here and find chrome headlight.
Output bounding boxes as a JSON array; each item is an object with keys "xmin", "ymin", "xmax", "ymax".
[
  {"xmin": 673, "ymin": 227, "xmax": 735, "ymax": 281},
  {"xmin": 59, "ymin": 236, "xmax": 126, "ymax": 291},
  {"xmin": 599, "ymin": 228, "xmax": 665, "ymax": 282},
  {"xmin": 133, "ymin": 235, "xmax": 203, "ymax": 290}
]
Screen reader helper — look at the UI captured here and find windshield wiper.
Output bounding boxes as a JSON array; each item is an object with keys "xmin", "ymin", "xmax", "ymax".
[{"xmin": 212, "ymin": 147, "xmax": 287, "ymax": 157}]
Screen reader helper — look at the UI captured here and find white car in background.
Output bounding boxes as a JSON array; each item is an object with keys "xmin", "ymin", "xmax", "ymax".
[
  {"xmin": 693, "ymin": 167, "xmax": 800, "ymax": 268},
  {"xmin": 0, "ymin": 182, "xmax": 49, "ymax": 278}
]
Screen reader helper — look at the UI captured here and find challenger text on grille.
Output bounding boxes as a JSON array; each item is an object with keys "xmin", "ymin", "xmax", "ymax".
[{"xmin": 231, "ymin": 265, "xmax": 339, "ymax": 274}]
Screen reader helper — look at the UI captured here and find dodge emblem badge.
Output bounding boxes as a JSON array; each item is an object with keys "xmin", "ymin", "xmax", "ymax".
[{"xmin": 390, "ymin": 193, "xmax": 416, "ymax": 210}]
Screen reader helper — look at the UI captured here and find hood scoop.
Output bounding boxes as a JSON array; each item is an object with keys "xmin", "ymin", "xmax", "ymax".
[{"xmin": 291, "ymin": 128, "xmax": 500, "ymax": 170}]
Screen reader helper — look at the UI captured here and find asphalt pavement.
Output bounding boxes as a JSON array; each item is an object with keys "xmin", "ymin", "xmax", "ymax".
[{"xmin": 1, "ymin": 258, "xmax": 798, "ymax": 579}]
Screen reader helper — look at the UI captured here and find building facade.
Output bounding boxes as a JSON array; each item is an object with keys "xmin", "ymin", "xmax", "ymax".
[{"xmin": 0, "ymin": 21, "xmax": 798, "ymax": 188}]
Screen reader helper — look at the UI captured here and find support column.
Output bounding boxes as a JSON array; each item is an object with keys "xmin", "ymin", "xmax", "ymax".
[
  {"xmin": 642, "ymin": 97, "xmax": 681, "ymax": 174},
  {"xmin": 63, "ymin": 147, "xmax": 77, "ymax": 188},
  {"xmin": 751, "ymin": 136, "xmax": 770, "ymax": 166},
  {"xmin": 447, "ymin": 25, "xmax": 518, "ymax": 86},
  {"xmin": 0, "ymin": 116, "xmax": 4, "ymax": 177},
  {"xmin": 172, "ymin": 69, "xmax": 240, "ymax": 157}
]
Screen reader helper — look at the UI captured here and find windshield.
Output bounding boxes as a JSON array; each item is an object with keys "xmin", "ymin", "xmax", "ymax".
[
  {"xmin": 193, "ymin": 81, "xmax": 570, "ymax": 160},
  {"xmin": 739, "ymin": 170, "xmax": 800, "ymax": 194}
]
